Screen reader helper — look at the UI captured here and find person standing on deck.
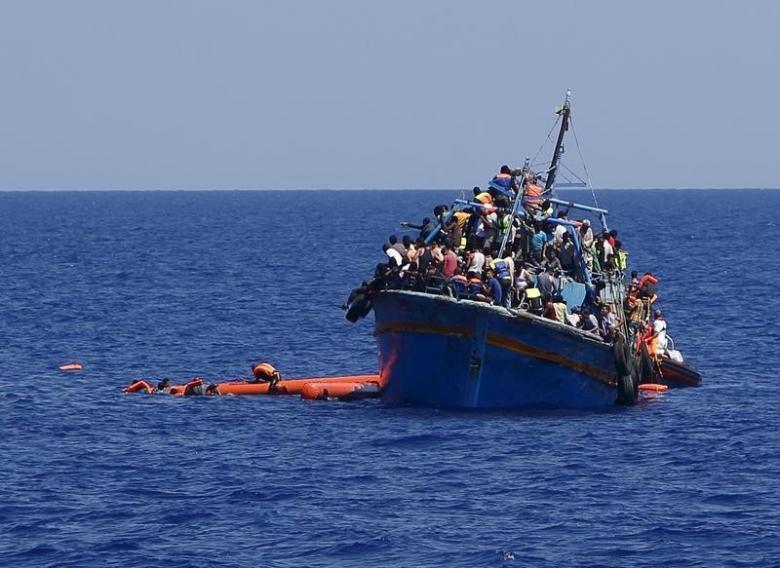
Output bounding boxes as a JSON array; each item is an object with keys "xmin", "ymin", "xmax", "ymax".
[
  {"xmin": 466, "ymin": 245, "xmax": 485, "ymax": 275},
  {"xmin": 441, "ymin": 244, "xmax": 459, "ymax": 278},
  {"xmin": 578, "ymin": 219, "xmax": 594, "ymax": 269},
  {"xmin": 536, "ymin": 265, "xmax": 558, "ymax": 297},
  {"xmin": 614, "ymin": 240, "xmax": 628, "ymax": 273},
  {"xmin": 552, "ymin": 211, "xmax": 568, "ymax": 245},
  {"xmin": 491, "ymin": 252, "xmax": 514, "ymax": 307},
  {"xmin": 522, "ymin": 173, "xmax": 544, "ymax": 215},
  {"xmin": 648, "ymin": 310, "xmax": 668, "ymax": 357},
  {"xmin": 400, "ymin": 217, "xmax": 435, "ymax": 241},
  {"xmin": 558, "ymin": 232, "xmax": 577, "ymax": 276}
]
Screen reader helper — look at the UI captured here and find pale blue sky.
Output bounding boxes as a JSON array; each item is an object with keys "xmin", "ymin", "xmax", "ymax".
[{"xmin": 0, "ymin": 0, "xmax": 777, "ymax": 189}]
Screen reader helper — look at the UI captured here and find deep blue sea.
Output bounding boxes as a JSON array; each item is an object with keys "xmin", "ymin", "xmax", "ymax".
[{"xmin": 1, "ymin": 189, "xmax": 778, "ymax": 567}]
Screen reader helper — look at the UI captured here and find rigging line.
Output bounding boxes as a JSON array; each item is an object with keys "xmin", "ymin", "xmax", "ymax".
[
  {"xmin": 530, "ymin": 115, "xmax": 561, "ymax": 166},
  {"xmin": 568, "ymin": 114, "xmax": 599, "ymax": 208},
  {"xmin": 560, "ymin": 162, "xmax": 587, "ymax": 184}
]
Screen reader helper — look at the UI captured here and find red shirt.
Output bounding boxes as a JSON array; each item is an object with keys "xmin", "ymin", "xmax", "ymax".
[{"xmin": 443, "ymin": 251, "xmax": 458, "ymax": 277}]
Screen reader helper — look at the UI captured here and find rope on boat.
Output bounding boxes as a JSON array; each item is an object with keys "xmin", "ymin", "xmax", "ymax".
[
  {"xmin": 568, "ymin": 114, "xmax": 600, "ymax": 210},
  {"xmin": 530, "ymin": 115, "xmax": 561, "ymax": 167}
]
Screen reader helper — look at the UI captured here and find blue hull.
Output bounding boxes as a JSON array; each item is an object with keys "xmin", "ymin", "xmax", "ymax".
[{"xmin": 374, "ymin": 291, "xmax": 619, "ymax": 410}]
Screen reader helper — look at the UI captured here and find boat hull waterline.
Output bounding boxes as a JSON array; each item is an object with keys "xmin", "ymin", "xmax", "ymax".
[{"xmin": 374, "ymin": 290, "xmax": 697, "ymax": 410}]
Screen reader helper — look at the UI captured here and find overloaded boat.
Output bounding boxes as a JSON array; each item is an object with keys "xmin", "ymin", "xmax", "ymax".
[{"xmin": 345, "ymin": 91, "xmax": 701, "ymax": 410}]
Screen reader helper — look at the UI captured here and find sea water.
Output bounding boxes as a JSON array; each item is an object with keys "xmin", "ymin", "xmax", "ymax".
[{"xmin": 0, "ymin": 189, "xmax": 778, "ymax": 567}]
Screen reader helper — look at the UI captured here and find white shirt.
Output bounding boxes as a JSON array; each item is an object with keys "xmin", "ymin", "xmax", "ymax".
[
  {"xmin": 386, "ymin": 248, "xmax": 403, "ymax": 267},
  {"xmin": 654, "ymin": 319, "xmax": 668, "ymax": 352},
  {"xmin": 468, "ymin": 251, "xmax": 485, "ymax": 274},
  {"xmin": 602, "ymin": 240, "xmax": 614, "ymax": 263},
  {"xmin": 553, "ymin": 224, "xmax": 567, "ymax": 244}
]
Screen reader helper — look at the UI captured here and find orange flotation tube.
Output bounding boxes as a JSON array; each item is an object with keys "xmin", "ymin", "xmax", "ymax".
[
  {"xmin": 300, "ymin": 381, "xmax": 381, "ymax": 401},
  {"xmin": 59, "ymin": 362, "xmax": 83, "ymax": 372},
  {"xmin": 215, "ymin": 374, "xmax": 380, "ymax": 396},
  {"xmin": 123, "ymin": 379, "xmax": 154, "ymax": 394},
  {"xmin": 639, "ymin": 383, "xmax": 668, "ymax": 392}
]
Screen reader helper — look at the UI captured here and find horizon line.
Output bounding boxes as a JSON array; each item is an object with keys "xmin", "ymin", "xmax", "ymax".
[{"xmin": 1, "ymin": 186, "xmax": 779, "ymax": 192}]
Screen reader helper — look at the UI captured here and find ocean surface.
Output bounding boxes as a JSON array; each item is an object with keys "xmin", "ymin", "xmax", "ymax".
[{"xmin": 0, "ymin": 189, "xmax": 778, "ymax": 567}]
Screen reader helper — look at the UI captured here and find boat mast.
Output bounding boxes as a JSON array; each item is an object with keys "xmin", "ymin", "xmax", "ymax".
[{"xmin": 544, "ymin": 89, "xmax": 572, "ymax": 193}]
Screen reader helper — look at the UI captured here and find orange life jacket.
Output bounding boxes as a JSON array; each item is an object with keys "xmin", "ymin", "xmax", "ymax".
[
  {"xmin": 638, "ymin": 274, "xmax": 659, "ymax": 288},
  {"xmin": 523, "ymin": 183, "xmax": 544, "ymax": 206},
  {"xmin": 253, "ymin": 362, "xmax": 280, "ymax": 381}
]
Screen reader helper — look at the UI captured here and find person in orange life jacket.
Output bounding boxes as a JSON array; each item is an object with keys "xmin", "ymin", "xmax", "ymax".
[
  {"xmin": 637, "ymin": 272, "xmax": 658, "ymax": 304},
  {"xmin": 466, "ymin": 270, "xmax": 487, "ymax": 301},
  {"xmin": 251, "ymin": 362, "xmax": 282, "ymax": 389},
  {"xmin": 447, "ymin": 267, "xmax": 469, "ymax": 298},
  {"xmin": 647, "ymin": 309, "xmax": 668, "ymax": 356},
  {"xmin": 522, "ymin": 173, "xmax": 544, "ymax": 213},
  {"xmin": 488, "ymin": 165, "xmax": 517, "ymax": 198}
]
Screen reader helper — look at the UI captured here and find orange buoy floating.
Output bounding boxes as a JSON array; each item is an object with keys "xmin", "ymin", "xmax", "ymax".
[
  {"xmin": 215, "ymin": 374, "xmax": 380, "ymax": 396},
  {"xmin": 639, "ymin": 383, "xmax": 668, "ymax": 392},
  {"xmin": 300, "ymin": 381, "xmax": 381, "ymax": 401},
  {"xmin": 59, "ymin": 362, "xmax": 83, "ymax": 372}
]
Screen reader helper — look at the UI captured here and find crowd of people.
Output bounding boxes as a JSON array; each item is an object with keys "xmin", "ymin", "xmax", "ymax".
[{"xmin": 367, "ymin": 165, "xmax": 667, "ymax": 352}]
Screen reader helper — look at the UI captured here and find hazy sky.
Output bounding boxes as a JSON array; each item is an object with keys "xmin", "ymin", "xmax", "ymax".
[{"xmin": 1, "ymin": 0, "xmax": 778, "ymax": 189}]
